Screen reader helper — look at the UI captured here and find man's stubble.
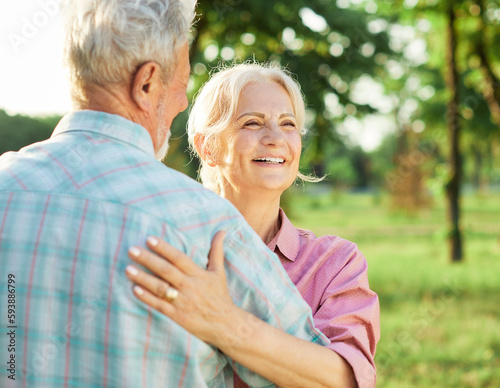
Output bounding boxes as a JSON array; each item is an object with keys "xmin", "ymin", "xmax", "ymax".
[{"xmin": 155, "ymin": 98, "xmax": 172, "ymax": 161}]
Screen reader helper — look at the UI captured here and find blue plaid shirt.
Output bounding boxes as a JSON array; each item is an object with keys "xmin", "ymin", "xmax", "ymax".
[{"xmin": 0, "ymin": 111, "xmax": 328, "ymax": 388}]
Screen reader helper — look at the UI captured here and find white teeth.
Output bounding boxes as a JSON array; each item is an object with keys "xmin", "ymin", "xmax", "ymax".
[{"xmin": 253, "ymin": 157, "xmax": 285, "ymax": 164}]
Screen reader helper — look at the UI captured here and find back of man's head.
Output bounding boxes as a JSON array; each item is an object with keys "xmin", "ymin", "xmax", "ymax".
[{"xmin": 62, "ymin": 0, "xmax": 196, "ymax": 106}]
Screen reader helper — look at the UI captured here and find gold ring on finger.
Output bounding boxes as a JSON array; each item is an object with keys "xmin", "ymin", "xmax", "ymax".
[{"xmin": 164, "ymin": 286, "xmax": 178, "ymax": 302}]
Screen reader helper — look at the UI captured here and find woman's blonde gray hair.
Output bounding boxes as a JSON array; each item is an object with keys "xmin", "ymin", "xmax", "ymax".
[
  {"xmin": 62, "ymin": 0, "xmax": 196, "ymax": 104},
  {"xmin": 187, "ymin": 62, "xmax": 322, "ymax": 194}
]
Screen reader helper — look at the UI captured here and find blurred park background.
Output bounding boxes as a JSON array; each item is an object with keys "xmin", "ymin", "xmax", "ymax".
[{"xmin": 1, "ymin": 0, "xmax": 499, "ymax": 386}]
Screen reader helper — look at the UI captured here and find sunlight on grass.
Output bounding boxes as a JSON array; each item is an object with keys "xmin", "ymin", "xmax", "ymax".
[{"xmin": 288, "ymin": 189, "xmax": 500, "ymax": 388}]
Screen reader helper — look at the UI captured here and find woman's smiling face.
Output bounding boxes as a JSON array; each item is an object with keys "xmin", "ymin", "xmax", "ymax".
[{"xmin": 218, "ymin": 81, "xmax": 302, "ymax": 196}]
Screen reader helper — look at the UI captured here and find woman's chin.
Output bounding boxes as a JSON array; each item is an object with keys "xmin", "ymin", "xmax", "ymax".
[
  {"xmin": 229, "ymin": 174, "xmax": 296, "ymax": 198},
  {"xmin": 252, "ymin": 179, "xmax": 294, "ymax": 194}
]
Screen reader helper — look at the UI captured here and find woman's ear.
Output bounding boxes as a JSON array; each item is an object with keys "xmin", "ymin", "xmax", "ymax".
[{"xmin": 194, "ymin": 133, "xmax": 217, "ymax": 167}]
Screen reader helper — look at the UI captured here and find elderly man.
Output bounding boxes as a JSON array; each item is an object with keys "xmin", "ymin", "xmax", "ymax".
[{"xmin": 0, "ymin": 1, "xmax": 328, "ymax": 387}]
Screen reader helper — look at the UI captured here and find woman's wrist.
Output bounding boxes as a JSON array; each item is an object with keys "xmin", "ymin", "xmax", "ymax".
[{"xmin": 209, "ymin": 305, "xmax": 256, "ymax": 351}]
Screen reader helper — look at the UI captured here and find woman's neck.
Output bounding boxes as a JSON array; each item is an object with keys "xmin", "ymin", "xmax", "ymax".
[{"xmin": 222, "ymin": 189, "xmax": 281, "ymax": 245}]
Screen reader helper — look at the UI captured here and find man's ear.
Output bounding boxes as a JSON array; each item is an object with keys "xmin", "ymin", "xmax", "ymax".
[
  {"xmin": 131, "ymin": 62, "xmax": 164, "ymax": 112},
  {"xmin": 194, "ymin": 133, "xmax": 217, "ymax": 167}
]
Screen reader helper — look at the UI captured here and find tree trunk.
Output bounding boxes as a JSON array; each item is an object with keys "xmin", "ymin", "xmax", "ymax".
[
  {"xmin": 477, "ymin": 0, "xmax": 500, "ymax": 128},
  {"xmin": 445, "ymin": 3, "xmax": 463, "ymax": 262}
]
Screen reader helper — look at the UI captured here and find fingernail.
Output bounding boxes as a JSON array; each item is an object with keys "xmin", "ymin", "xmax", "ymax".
[
  {"xmin": 126, "ymin": 265, "xmax": 139, "ymax": 277},
  {"xmin": 147, "ymin": 236, "xmax": 159, "ymax": 247},
  {"xmin": 134, "ymin": 285, "xmax": 144, "ymax": 295},
  {"xmin": 129, "ymin": 246, "xmax": 141, "ymax": 257}
]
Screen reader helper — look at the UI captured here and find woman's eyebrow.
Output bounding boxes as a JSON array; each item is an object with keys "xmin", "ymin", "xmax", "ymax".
[
  {"xmin": 236, "ymin": 112, "xmax": 296, "ymax": 120},
  {"xmin": 236, "ymin": 112, "xmax": 265, "ymax": 120}
]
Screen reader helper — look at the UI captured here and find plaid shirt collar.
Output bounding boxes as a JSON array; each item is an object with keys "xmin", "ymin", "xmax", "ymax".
[
  {"xmin": 51, "ymin": 110, "xmax": 155, "ymax": 157},
  {"xmin": 267, "ymin": 208, "xmax": 301, "ymax": 262}
]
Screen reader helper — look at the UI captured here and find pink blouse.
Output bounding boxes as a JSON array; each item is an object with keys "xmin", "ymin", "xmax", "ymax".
[{"xmin": 235, "ymin": 209, "xmax": 380, "ymax": 388}]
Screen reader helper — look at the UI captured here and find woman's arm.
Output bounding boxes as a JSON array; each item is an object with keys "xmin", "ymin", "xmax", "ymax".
[
  {"xmin": 216, "ymin": 303, "xmax": 356, "ymax": 388},
  {"xmin": 125, "ymin": 233, "xmax": 356, "ymax": 388}
]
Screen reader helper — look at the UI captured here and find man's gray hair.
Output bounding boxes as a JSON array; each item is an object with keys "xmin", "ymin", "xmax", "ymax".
[{"xmin": 62, "ymin": 0, "xmax": 196, "ymax": 103}]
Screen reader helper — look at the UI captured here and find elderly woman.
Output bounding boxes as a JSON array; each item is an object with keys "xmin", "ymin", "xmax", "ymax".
[{"xmin": 125, "ymin": 63, "xmax": 380, "ymax": 388}]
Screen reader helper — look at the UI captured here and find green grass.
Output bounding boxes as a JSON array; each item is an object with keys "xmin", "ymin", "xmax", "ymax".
[{"xmin": 287, "ymin": 189, "xmax": 500, "ymax": 388}]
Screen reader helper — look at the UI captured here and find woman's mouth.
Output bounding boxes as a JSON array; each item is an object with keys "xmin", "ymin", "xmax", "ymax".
[{"xmin": 252, "ymin": 157, "xmax": 285, "ymax": 165}]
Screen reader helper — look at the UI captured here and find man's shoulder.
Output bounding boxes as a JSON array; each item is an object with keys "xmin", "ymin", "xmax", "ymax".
[
  {"xmin": 0, "ymin": 133, "xmax": 242, "ymax": 231},
  {"xmin": 0, "ymin": 139, "xmax": 55, "ymax": 190}
]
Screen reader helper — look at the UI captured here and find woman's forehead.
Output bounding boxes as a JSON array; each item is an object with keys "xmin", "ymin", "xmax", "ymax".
[{"xmin": 236, "ymin": 81, "xmax": 294, "ymax": 114}]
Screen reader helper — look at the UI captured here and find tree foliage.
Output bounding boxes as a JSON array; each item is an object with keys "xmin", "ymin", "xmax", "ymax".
[{"xmin": 0, "ymin": 110, "xmax": 60, "ymax": 155}]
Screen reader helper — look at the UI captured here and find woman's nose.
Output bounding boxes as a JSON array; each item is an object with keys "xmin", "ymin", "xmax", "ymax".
[{"xmin": 262, "ymin": 122, "xmax": 285, "ymax": 146}]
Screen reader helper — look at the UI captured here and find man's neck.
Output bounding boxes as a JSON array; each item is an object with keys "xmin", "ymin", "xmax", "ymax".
[
  {"xmin": 76, "ymin": 84, "xmax": 161, "ymax": 154},
  {"xmin": 77, "ymin": 84, "xmax": 141, "ymax": 124}
]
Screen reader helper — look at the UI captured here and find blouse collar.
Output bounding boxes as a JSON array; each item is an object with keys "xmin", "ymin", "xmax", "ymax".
[{"xmin": 266, "ymin": 208, "xmax": 300, "ymax": 262}]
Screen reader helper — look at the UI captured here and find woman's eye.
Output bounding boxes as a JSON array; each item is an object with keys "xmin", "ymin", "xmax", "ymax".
[
  {"xmin": 282, "ymin": 121, "xmax": 297, "ymax": 128},
  {"xmin": 244, "ymin": 121, "xmax": 260, "ymax": 127}
]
